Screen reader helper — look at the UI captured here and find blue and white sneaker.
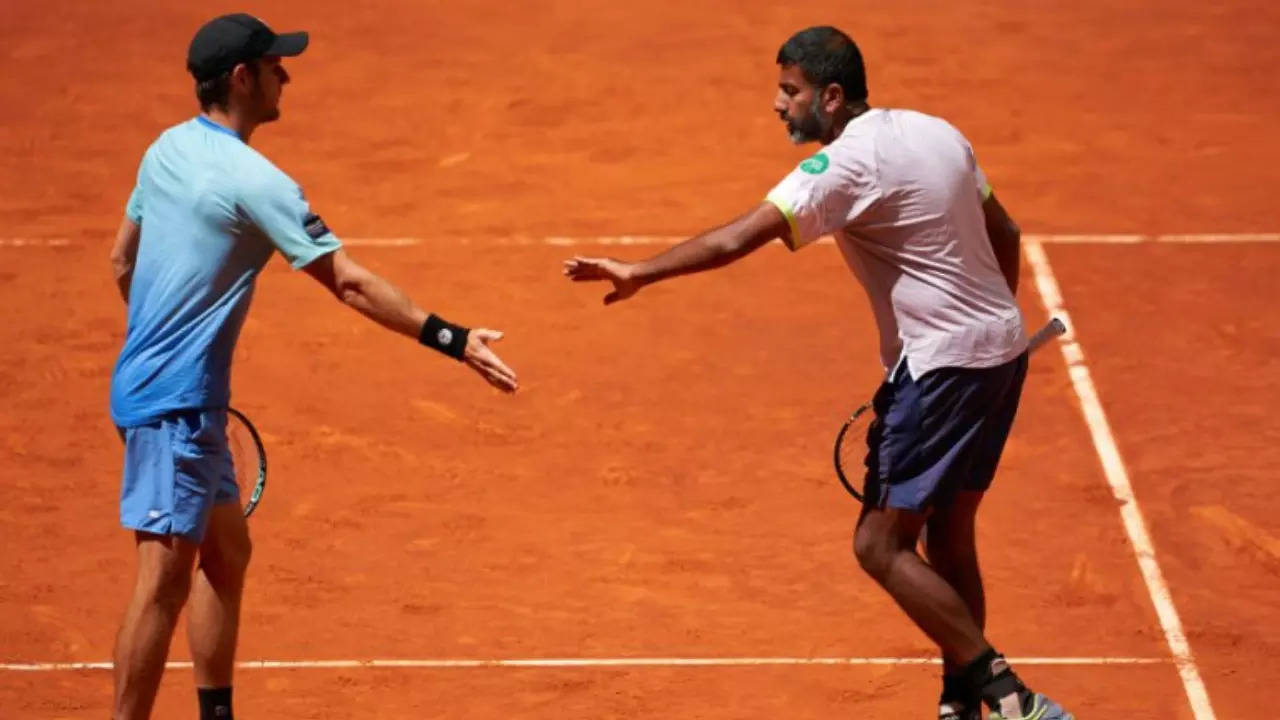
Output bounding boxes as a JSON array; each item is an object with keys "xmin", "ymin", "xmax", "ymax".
[{"xmin": 986, "ymin": 693, "xmax": 1074, "ymax": 720}]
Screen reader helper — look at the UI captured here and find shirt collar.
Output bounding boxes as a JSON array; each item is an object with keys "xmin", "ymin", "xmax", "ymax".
[
  {"xmin": 195, "ymin": 115, "xmax": 242, "ymax": 141},
  {"xmin": 837, "ymin": 107, "xmax": 882, "ymax": 139}
]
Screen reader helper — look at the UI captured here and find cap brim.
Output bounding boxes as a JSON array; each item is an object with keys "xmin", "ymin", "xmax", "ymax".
[{"xmin": 267, "ymin": 31, "xmax": 309, "ymax": 57}]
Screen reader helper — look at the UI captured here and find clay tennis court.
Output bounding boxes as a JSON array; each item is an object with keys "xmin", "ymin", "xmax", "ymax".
[{"xmin": 2, "ymin": 0, "xmax": 1278, "ymax": 717}]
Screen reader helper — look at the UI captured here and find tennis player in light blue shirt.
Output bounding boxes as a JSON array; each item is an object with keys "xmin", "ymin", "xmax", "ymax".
[
  {"xmin": 112, "ymin": 114, "xmax": 340, "ymax": 429},
  {"xmin": 107, "ymin": 14, "xmax": 518, "ymax": 720}
]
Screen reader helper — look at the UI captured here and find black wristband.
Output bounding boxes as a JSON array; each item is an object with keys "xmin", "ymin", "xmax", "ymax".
[{"xmin": 419, "ymin": 314, "xmax": 469, "ymax": 360}]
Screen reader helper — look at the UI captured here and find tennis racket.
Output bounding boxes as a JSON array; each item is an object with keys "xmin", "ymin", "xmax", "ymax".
[
  {"xmin": 226, "ymin": 407, "xmax": 268, "ymax": 518},
  {"xmin": 833, "ymin": 317, "xmax": 1067, "ymax": 502}
]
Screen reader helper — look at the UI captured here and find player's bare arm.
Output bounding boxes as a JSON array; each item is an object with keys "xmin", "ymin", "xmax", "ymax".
[
  {"xmin": 562, "ymin": 201, "xmax": 790, "ymax": 304},
  {"xmin": 109, "ymin": 216, "xmax": 141, "ymax": 302},
  {"xmin": 303, "ymin": 249, "xmax": 518, "ymax": 392},
  {"xmin": 982, "ymin": 191, "xmax": 1021, "ymax": 294}
]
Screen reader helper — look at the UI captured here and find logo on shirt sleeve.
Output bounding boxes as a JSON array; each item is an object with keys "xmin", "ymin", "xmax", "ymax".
[
  {"xmin": 800, "ymin": 152, "xmax": 830, "ymax": 174},
  {"xmin": 303, "ymin": 213, "xmax": 331, "ymax": 240}
]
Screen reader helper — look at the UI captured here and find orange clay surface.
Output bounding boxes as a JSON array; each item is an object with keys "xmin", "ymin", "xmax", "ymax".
[{"xmin": 2, "ymin": 0, "xmax": 1278, "ymax": 718}]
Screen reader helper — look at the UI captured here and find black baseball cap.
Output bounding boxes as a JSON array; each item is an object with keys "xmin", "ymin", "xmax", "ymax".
[{"xmin": 187, "ymin": 13, "xmax": 308, "ymax": 82}]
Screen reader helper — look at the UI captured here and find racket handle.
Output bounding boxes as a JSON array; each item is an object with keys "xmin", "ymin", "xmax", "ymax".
[{"xmin": 1027, "ymin": 317, "xmax": 1067, "ymax": 353}]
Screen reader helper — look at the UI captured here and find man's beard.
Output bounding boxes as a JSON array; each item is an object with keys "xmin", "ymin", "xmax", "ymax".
[
  {"xmin": 250, "ymin": 81, "xmax": 281, "ymax": 122},
  {"xmin": 786, "ymin": 95, "xmax": 831, "ymax": 144}
]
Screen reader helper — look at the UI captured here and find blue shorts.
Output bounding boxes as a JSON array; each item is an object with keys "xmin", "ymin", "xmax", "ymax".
[
  {"xmin": 118, "ymin": 409, "xmax": 238, "ymax": 543},
  {"xmin": 864, "ymin": 353, "xmax": 1028, "ymax": 512}
]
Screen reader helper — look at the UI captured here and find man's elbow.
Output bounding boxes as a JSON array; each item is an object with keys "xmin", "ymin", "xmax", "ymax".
[
  {"xmin": 334, "ymin": 271, "xmax": 371, "ymax": 307},
  {"xmin": 335, "ymin": 277, "xmax": 361, "ymax": 305},
  {"xmin": 319, "ymin": 250, "xmax": 371, "ymax": 306},
  {"xmin": 710, "ymin": 226, "xmax": 766, "ymax": 257},
  {"xmin": 707, "ymin": 234, "xmax": 745, "ymax": 257},
  {"xmin": 109, "ymin": 251, "xmax": 132, "ymax": 280}
]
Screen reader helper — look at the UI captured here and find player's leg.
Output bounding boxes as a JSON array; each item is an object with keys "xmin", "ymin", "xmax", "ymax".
[
  {"xmin": 187, "ymin": 499, "xmax": 251, "ymax": 719},
  {"xmin": 113, "ymin": 416, "xmax": 201, "ymax": 719},
  {"xmin": 952, "ymin": 355, "xmax": 1071, "ymax": 720},
  {"xmin": 179, "ymin": 409, "xmax": 249, "ymax": 720},
  {"xmin": 860, "ymin": 355, "xmax": 1070, "ymax": 719},
  {"xmin": 854, "ymin": 505, "xmax": 990, "ymax": 665},
  {"xmin": 926, "ymin": 490, "xmax": 986, "ymax": 719},
  {"xmin": 856, "ymin": 362, "xmax": 987, "ymax": 664},
  {"xmin": 113, "ymin": 531, "xmax": 199, "ymax": 719},
  {"xmin": 926, "ymin": 491, "xmax": 985, "ymax": 630},
  {"xmin": 113, "ymin": 411, "xmax": 229, "ymax": 720}
]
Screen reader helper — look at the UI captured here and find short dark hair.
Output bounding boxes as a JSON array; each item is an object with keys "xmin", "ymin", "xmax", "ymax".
[
  {"xmin": 776, "ymin": 26, "xmax": 868, "ymax": 102},
  {"xmin": 196, "ymin": 71, "xmax": 233, "ymax": 111},
  {"xmin": 194, "ymin": 61, "xmax": 259, "ymax": 111}
]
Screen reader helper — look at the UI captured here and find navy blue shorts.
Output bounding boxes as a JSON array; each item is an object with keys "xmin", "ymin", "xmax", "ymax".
[{"xmin": 863, "ymin": 353, "xmax": 1028, "ymax": 512}]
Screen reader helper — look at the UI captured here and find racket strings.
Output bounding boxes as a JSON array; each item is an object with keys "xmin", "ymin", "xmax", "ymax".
[
  {"xmin": 224, "ymin": 409, "xmax": 267, "ymax": 517},
  {"xmin": 226, "ymin": 427, "xmax": 257, "ymax": 488}
]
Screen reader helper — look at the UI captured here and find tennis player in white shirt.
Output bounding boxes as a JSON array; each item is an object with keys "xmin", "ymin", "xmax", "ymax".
[{"xmin": 563, "ymin": 25, "xmax": 1073, "ymax": 720}]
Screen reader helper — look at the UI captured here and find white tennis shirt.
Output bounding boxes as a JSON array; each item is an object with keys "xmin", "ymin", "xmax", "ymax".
[{"xmin": 766, "ymin": 108, "xmax": 1026, "ymax": 378}]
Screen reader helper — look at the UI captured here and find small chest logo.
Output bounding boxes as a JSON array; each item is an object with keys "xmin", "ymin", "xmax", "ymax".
[{"xmin": 800, "ymin": 152, "xmax": 829, "ymax": 174}]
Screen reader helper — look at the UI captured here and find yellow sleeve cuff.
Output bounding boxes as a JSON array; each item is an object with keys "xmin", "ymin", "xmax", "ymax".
[{"xmin": 765, "ymin": 193, "xmax": 802, "ymax": 251}]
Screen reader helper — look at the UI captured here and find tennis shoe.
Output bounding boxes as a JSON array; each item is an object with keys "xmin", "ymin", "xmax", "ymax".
[
  {"xmin": 986, "ymin": 693, "xmax": 1074, "ymax": 720},
  {"xmin": 938, "ymin": 699, "xmax": 980, "ymax": 720}
]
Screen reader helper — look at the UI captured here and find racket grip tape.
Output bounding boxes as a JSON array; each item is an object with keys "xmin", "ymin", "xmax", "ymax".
[{"xmin": 1027, "ymin": 317, "xmax": 1067, "ymax": 353}]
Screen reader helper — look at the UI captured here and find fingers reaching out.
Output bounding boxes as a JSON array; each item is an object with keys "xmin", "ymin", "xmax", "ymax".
[
  {"xmin": 562, "ymin": 257, "xmax": 641, "ymax": 304},
  {"xmin": 563, "ymin": 257, "xmax": 613, "ymax": 281},
  {"xmin": 454, "ymin": 255, "xmax": 645, "ymax": 394},
  {"xmin": 464, "ymin": 328, "xmax": 518, "ymax": 393}
]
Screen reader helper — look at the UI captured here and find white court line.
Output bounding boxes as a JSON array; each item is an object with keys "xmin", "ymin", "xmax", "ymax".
[
  {"xmin": 1023, "ymin": 238, "xmax": 1217, "ymax": 720},
  {"xmin": 1026, "ymin": 234, "xmax": 1145, "ymax": 244},
  {"xmin": 0, "ymin": 238, "xmax": 73, "ymax": 247},
  {"xmin": 545, "ymin": 235, "xmax": 684, "ymax": 246},
  {"xmin": 1155, "ymin": 233, "xmax": 1280, "ymax": 243},
  {"xmin": 0, "ymin": 655, "xmax": 1169, "ymax": 672},
  {"xmin": 1027, "ymin": 233, "xmax": 1280, "ymax": 244},
  {"xmin": 344, "ymin": 237, "xmax": 425, "ymax": 246},
  {"xmin": 2, "ymin": 233, "xmax": 1277, "ymax": 248}
]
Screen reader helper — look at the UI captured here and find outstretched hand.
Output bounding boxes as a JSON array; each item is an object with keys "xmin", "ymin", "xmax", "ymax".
[
  {"xmin": 562, "ymin": 257, "xmax": 642, "ymax": 305},
  {"xmin": 463, "ymin": 329, "xmax": 518, "ymax": 393}
]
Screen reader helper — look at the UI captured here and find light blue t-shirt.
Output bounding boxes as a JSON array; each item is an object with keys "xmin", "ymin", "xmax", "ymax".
[{"xmin": 110, "ymin": 116, "xmax": 342, "ymax": 427}]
